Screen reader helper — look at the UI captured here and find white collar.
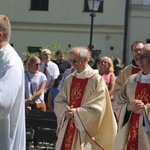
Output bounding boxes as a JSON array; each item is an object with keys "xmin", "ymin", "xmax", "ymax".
[{"xmin": 76, "ymin": 65, "xmax": 90, "ymax": 79}]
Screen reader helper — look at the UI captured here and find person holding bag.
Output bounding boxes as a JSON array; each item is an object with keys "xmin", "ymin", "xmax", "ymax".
[{"xmin": 25, "ymin": 56, "xmax": 47, "ymax": 111}]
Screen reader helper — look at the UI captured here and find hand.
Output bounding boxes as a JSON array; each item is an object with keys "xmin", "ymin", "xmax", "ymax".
[
  {"xmin": 25, "ymin": 98, "xmax": 33, "ymax": 104},
  {"xmin": 26, "ymin": 106, "xmax": 32, "ymax": 110},
  {"xmin": 65, "ymin": 105, "xmax": 74, "ymax": 119},
  {"xmin": 44, "ymin": 88, "xmax": 47, "ymax": 93},
  {"xmin": 127, "ymin": 99, "xmax": 144, "ymax": 114},
  {"xmin": 133, "ymin": 108, "xmax": 143, "ymax": 114}
]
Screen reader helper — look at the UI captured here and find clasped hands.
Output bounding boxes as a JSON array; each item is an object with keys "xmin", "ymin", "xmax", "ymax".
[
  {"xmin": 127, "ymin": 99, "xmax": 146, "ymax": 114},
  {"xmin": 65, "ymin": 105, "xmax": 74, "ymax": 119}
]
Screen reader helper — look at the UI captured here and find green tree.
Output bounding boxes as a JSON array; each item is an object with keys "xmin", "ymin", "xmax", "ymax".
[
  {"xmin": 22, "ymin": 41, "xmax": 71, "ymax": 62},
  {"xmin": 40, "ymin": 41, "xmax": 71, "ymax": 60}
]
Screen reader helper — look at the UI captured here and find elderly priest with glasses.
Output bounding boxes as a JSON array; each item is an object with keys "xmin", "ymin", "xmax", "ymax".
[
  {"xmin": 113, "ymin": 44, "xmax": 150, "ymax": 150},
  {"xmin": 54, "ymin": 46, "xmax": 117, "ymax": 150}
]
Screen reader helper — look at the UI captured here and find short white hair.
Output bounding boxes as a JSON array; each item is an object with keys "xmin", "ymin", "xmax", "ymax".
[
  {"xmin": 41, "ymin": 49, "xmax": 51, "ymax": 55},
  {"xmin": 69, "ymin": 46, "xmax": 91, "ymax": 61}
]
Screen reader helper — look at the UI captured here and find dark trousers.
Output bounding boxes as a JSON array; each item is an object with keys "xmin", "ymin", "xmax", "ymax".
[{"xmin": 44, "ymin": 90, "xmax": 49, "ymax": 111}]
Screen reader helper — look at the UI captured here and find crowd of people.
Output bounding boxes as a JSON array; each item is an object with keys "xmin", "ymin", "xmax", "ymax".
[{"xmin": 0, "ymin": 14, "xmax": 150, "ymax": 150}]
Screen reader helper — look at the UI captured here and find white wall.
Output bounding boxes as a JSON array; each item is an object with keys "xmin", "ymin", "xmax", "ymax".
[{"xmin": 0, "ymin": 0, "xmax": 129, "ymax": 64}]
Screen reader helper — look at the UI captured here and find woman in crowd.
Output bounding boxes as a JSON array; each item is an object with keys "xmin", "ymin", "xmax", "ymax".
[
  {"xmin": 25, "ymin": 56, "xmax": 47, "ymax": 110},
  {"xmin": 99, "ymin": 56, "xmax": 115, "ymax": 107}
]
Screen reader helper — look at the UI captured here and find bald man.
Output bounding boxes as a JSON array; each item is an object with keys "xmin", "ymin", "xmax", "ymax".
[
  {"xmin": 54, "ymin": 47, "xmax": 117, "ymax": 150},
  {"xmin": 113, "ymin": 44, "xmax": 150, "ymax": 150}
]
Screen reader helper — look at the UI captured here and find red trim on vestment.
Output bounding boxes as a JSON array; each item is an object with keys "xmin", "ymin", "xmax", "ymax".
[
  {"xmin": 61, "ymin": 77, "xmax": 88, "ymax": 150},
  {"xmin": 76, "ymin": 108, "xmax": 104, "ymax": 150},
  {"xmin": 126, "ymin": 80, "xmax": 150, "ymax": 150}
]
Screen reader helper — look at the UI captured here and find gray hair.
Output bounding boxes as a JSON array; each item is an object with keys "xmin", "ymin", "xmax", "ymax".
[
  {"xmin": 69, "ymin": 46, "xmax": 91, "ymax": 61},
  {"xmin": 41, "ymin": 49, "xmax": 51, "ymax": 55}
]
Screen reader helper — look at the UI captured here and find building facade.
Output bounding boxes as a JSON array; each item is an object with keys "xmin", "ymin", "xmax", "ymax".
[{"xmin": 0, "ymin": 0, "xmax": 150, "ymax": 65}]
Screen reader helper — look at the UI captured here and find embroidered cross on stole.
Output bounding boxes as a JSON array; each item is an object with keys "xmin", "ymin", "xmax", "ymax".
[
  {"xmin": 61, "ymin": 76, "xmax": 89, "ymax": 150},
  {"xmin": 126, "ymin": 82, "xmax": 150, "ymax": 150}
]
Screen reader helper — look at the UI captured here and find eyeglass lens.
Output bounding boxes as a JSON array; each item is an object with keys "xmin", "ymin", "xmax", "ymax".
[
  {"xmin": 100, "ymin": 61, "xmax": 108, "ymax": 64},
  {"xmin": 138, "ymin": 54, "xmax": 150, "ymax": 60},
  {"xmin": 69, "ymin": 57, "xmax": 82, "ymax": 63},
  {"xmin": 35, "ymin": 63, "xmax": 41, "ymax": 66}
]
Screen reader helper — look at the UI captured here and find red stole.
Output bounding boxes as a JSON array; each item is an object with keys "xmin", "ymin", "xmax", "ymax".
[
  {"xmin": 131, "ymin": 66, "xmax": 141, "ymax": 74},
  {"xmin": 127, "ymin": 81, "xmax": 150, "ymax": 150},
  {"xmin": 61, "ymin": 76, "xmax": 89, "ymax": 150}
]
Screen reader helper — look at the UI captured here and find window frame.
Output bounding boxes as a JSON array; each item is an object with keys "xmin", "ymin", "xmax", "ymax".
[
  {"xmin": 28, "ymin": 46, "xmax": 42, "ymax": 53},
  {"xmin": 30, "ymin": 0, "xmax": 49, "ymax": 11}
]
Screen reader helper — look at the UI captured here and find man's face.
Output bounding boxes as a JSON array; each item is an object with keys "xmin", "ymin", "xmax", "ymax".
[
  {"xmin": 131, "ymin": 43, "xmax": 144, "ymax": 65},
  {"xmin": 56, "ymin": 53, "xmax": 64, "ymax": 62},
  {"xmin": 137, "ymin": 48, "xmax": 150, "ymax": 73},
  {"xmin": 42, "ymin": 51, "xmax": 51, "ymax": 63},
  {"xmin": 69, "ymin": 52, "xmax": 84, "ymax": 73}
]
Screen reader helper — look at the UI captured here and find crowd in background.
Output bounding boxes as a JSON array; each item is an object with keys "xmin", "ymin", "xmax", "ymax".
[
  {"xmin": 1, "ymin": 14, "xmax": 150, "ymax": 150},
  {"xmin": 24, "ymin": 48, "xmax": 124, "ymax": 112},
  {"xmin": 24, "ymin": 40, "xmax": 150, "ymax": 150}
]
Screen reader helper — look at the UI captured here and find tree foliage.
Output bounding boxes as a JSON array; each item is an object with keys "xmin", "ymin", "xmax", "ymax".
[{"xmin": 22, "ymin": 41, "xmax": 71, "ymax": 61}]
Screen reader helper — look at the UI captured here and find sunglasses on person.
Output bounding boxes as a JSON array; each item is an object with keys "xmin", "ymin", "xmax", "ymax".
[
  {"xmin": 137, "ymin": 54, "xmax": 150, "ymax": 60},
  {"xmin": 35, "ymin": 63, "xmax": 41, "ymax": 66},
  {"xmin": 69, "ymin": 57, "xmax": 83, "ymax": 64},
  {"xmin": 100, "ymin": 61, "xmax": 109, "ymax": 64}
]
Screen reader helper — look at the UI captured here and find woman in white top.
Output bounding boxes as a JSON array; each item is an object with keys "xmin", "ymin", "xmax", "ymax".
[{"xmin": 25, "ymin": 56, "xmax": 47, "ymax": 110}]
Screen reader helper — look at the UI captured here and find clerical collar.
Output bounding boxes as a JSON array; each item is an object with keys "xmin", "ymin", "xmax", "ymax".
[
  {"xmin": 140, "ymin": 72, "xmax": 150, "ymax": 83},
  {"xmin": 131, "ymin": 59, "xmax": 138, "ymax": 67},
  {"xmin": 141, "ymin": 72, "xmax": 150, "ymax": 78},
  {"xmin": 76, "ymin": 65, "xmax": 90, "ymax": 79}
]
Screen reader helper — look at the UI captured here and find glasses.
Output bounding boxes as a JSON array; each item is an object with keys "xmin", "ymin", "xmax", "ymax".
[
  {"xmin": 100, "ymin": 61, "xmax": 109, "ymax": 64},
  {"xmin": 43, "ymin": 53, "xmax": 51, "ymax": 56},
  {"xmin": 35, "ymin": 63, "xmax": 41, "ymax": 66},
  {"xmin": 137, "ymin": 54, "xmax": 150, "ymax": 60},
  {"xmin": 69, "ymin": 57, "xmax": 83, "ymax": 64},
  {"xmin": 133, "ymin": 48, "xmax": 141, "ymax": 53}
]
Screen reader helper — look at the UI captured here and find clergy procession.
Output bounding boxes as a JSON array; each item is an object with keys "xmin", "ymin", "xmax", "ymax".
[{"xmin": 0, "ymin": 14, "xmax": 150, "ymax": 150}]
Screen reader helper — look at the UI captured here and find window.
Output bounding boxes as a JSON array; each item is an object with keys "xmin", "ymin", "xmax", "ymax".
[
  {"xmin": 28, "ymin": 47, "xmax": 41, "ymax": 53},
  {"xmin": 30, "ymin": 0, "xmax": 49, "ymax": 11},
  {"xmin": 146, "ymin": 39, "xmax": 150, "ymax": 43},
  {"xmin": 83, "ymin": 0, "xmax": 104, "ymax": 13}
]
